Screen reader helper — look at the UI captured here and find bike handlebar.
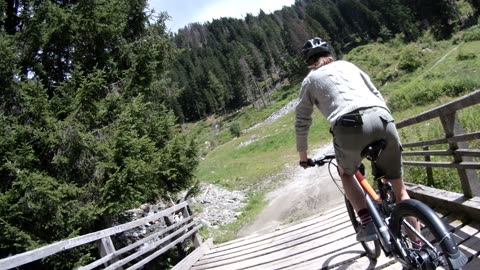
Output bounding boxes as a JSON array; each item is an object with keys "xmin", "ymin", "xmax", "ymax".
[{"xmin": 312, "ymin": 154, "xmax": 336, "ymax": 166}]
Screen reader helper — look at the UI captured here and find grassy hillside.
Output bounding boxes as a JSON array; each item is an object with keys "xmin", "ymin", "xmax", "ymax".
[{"xmin": 189, "ymin": 26, "xmax": 480, "ymax": 242}]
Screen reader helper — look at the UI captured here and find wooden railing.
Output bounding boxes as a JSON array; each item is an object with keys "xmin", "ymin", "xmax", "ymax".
[
  {"xmin": 396, "ymin": 89, "xmax": 480, "ymax": 198},
  {"xmin": 0, "ymin": 199, "xmax": 203, "ymax": 270}
]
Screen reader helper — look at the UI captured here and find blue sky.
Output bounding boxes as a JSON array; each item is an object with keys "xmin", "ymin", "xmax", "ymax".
[{"xmin": 148, "ymin": 0, "xmax": 295, "ymax": 32}]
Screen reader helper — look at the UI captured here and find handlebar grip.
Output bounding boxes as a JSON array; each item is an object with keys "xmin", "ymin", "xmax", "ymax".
[{"xmin": 307, "ymin": 158, "xmax": 316, "ymax": 167}]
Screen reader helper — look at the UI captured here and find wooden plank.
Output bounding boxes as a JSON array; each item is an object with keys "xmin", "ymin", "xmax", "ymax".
[
  {"xmin": 79, "ymin": 216, "xmax": 194, "ymax": 270},
  {"xmin": 402, "ymin": 138, "xmax": 448, "ymax": 148},
  {"xmin": 200, "ymin": 215, "xmax": 350, "ymax": 264},
  {"xmin": 201, "ymin": 212, "xmax": 349, "ymax": 261},
  {"xmin": 396, "ymin": 89, "xmax": 480, "ymax": 129},
  {"xmin": 456, "ymin": 149, "xmax": 480, "ymax": 157},
  {"xmin": 192, "ymin": 221, "xmax": 357, "ymax": 270},
  {"xmin": 405, "ymin": 183, "xmax": 480, "ymax": 221},
  {"xmin": 329, "ymin": 253, "xmax": 399, "ymax": 270},
  {"xmin": 213, "ymin": 204, "xmax": 345, "ymax": 249},
  {"xmin": 465, "ymin": 255, "xmax": 480, "ymax": 270},
  {"xmin": 195, "ymin": 217, "xmax": 352, "ymax": 267},
  {"xmin": 227, "ymin": 228, "xmax": 361, "ymax": 270},
  {"xmin": 450, "ymin": 222, "xmax": 480, "ymax": 248},
  {"xmin": 401, "ymin": 132, "xmax": 480, "ymax": 148},
  {"xmin": 447, "ymin": 131, "xmax": 480, "ymax": 143},
  {"xmin": 104, "ymin": 222, "xmax": 198, "ymax": 270},
  {"xmin": 288, "ymin": 244, "xmax": 365, "ymax": 270},
  {"xmin": 440, "ymin": 214, "xmax": 465, "ymax": 232},
  {"xmin": 208, "ymin": 206, "xmax": 347, "ymax": 254},
  {"xmin": 0, "ymin": 200, "xmax": 191, "ymax": 270},
  {"xmin": 380, "ymin": 262, "xmax": 404, "ymax": 270},
  {"xmin": 402, "ymin": 161, "xmax": 480, "ymax": 169},
  {"xmin": 126, "ymin": 225, "xmax": 202, "ymax": 270},
  {"xmin": 171, "ymin": 238, "xmax": 213, "ymax": 270},
  {"xmin": 402, "ymin": 150, "xmax": 451, "ymax": 156},
  {"xmin": 457, "ymin": 231, "xmax": 480, "ymax": 258}
]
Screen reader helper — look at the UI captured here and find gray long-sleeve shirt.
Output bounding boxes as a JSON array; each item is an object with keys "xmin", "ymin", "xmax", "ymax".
[{"xmin": 295, "ymin": 60, "xmax": 389, "ymax": 152}]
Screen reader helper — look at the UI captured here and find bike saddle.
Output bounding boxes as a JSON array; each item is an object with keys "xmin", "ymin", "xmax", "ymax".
[{"xmin": 361, "ymin": 139, "xmax": 387, "ymax": 160}]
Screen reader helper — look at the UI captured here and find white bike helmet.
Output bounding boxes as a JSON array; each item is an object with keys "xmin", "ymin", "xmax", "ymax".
[{"xmin": 302, "ymin": 37, "xmax": 331, "ymax": 63}]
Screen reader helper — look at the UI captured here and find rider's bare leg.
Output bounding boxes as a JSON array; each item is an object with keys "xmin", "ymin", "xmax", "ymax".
[{"xmin": 339, "ymin": 165, "xmax": 367, "ymax": 212}]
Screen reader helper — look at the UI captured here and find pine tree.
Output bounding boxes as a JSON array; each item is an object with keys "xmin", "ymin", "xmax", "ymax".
[{"xmin": 0, "ymin": 1, "xmax": 199, "ymax": 267}]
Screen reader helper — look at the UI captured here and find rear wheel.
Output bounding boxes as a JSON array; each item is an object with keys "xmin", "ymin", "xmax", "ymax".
[
  {"xmin": 390, "ymin": 200, "xmax": 467, "ymax": 269},
  {"xmin": 345, "ymin": 196, "xmax": 381, "ymax": 259}
]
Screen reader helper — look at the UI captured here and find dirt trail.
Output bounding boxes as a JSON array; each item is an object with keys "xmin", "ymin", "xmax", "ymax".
[{"xmin": 238, "ymin": 143, "xmax": 345, "ymax": 237}]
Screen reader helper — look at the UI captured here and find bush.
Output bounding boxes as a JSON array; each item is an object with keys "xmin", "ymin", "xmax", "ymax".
[
  {"xmin": 456, "ymin": 51, "xmax": 477, "ymax": 61},
  {"xmin": 398, "ymin": 46, "xmax": 423, "ymax": 72},
  {"xmin": 229, "ymin": 122, "xmax": 241, "ymax": 137},
  {"xmin": 463, "ymin": 25, "xmax": 480, "ymax": 42}
]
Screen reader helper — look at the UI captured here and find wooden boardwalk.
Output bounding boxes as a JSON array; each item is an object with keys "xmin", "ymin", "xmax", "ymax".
[{"xmin": 190, "ymin": 204, "xmax": 480, "ymax": 270}]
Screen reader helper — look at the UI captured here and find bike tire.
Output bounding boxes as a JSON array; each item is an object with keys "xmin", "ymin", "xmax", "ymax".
[
  {"xmin": 390, "ymin": 199, "xmax": 467, "ymax": 270},
  {"xmin": 344, "ymin": 196, "xmax": 381, "ymax": 259}
]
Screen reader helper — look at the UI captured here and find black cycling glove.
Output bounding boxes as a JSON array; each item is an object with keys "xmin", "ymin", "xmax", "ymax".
[{"xmin": 299, "ymin": 158, "xmax": 315, "ymax": 168}]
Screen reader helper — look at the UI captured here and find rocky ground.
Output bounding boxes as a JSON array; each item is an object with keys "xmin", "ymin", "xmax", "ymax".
[{"xmin": 191, "ymin": 183, "xmax": 247, "ymax": 229}]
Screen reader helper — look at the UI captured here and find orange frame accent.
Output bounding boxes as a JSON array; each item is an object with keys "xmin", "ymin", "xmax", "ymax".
[{"xmin": 354, "ymin": 170, "xmax": 380, "ymax": 202}]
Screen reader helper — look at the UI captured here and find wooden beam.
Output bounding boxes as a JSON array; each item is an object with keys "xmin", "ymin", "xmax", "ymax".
[
  {"xmin": 401, "ymin": 132, "xmax": 480, "ymax": 148},
  {"xmin": 104, "ymin": 222, "xmax": 197, "ymax": 270},
  {"xmin": 396, "ymin": 89, "xmax": 480, "ymax": 128},
  {"xmin": 171, "ymin": 239, "xmax": 214, "ymax": 270},
  {"xmin": 440, "ymin": 112, "xmax": 480, "ymax": 197},
  {"xmin": 403, "ymin": 161, "xmax": 480, "ymax": 169},
  {"xmin": 79, "ymin": 216, "xmax": 194, "ymax": 270},
  {"xmin": 96, "ymin": 236, "xmax": 121, "ymax": 269},
  {"xmin": 402, "ymin": 149, "xmax": 480, "ymax": 157},
  {"xmin": 405, "ymin": 183, "xmax": 480, "ymax": 221},
  {"xmin": 402, "ymin": 138, "xmax": 449, "ymax": 148},
  {"xmin": 126, "ymin": 225, "xmax": 203, "ymax": 270},
  {"xmin": 402, "ymin": 150, "xmax": 451, "ymax": 156},
  {"xmin": 447, "ymin": 131, "xmax": 480, "ymax": 143},
  {"xmin": 0, "ymin": 200, "xmax": 191, "ymax": 270},
  {"xmin": 455, "ymin": 149, "xmax": 480, "ymax": 157}
]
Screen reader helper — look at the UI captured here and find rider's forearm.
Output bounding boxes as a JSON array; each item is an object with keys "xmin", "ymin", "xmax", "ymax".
[{"xmin": 299, "ymin": 151, "xmax": 308, "ymax": 161}]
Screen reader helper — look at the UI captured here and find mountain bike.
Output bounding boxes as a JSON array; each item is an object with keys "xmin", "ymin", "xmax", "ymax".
[{"xmin": 311, "ymin": 139, "xmax": 467, "ymax": 269}]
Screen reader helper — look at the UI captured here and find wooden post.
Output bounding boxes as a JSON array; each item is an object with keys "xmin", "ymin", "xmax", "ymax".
[
  {"xmin": 183, "ymin": 205, "xmax": 203, "ymax": 248},
  {"xmin": 440, "ymin": 112, "xmax": 480, "ymax": 198},
  {"xmin": 97, "ymin": 236, "xmax": 123, "ymax": 269},
  {"xmin": 423, "ymin": 146, "xmax": 434, "ymax": 186},
  {"xmin": 164, "ymin": 211, "xmax": 187, "ymax": 257}
]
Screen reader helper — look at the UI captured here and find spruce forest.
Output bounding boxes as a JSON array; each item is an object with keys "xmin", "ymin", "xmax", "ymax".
[{"xmin": 1, "ymin": 0, "xmax": 479, "ymax": 269}]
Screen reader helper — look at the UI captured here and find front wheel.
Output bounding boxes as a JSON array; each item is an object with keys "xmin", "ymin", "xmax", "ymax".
[
  {"xmin": 390, "ymin": 199, "xmax": 467, "ymax": 269},
  {"xmin": 345, "ymin": 196, "xmax": 381, "ymax": 259}
]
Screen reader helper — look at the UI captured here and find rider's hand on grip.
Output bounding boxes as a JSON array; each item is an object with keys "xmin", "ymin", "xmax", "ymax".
[{"xmin": 299, "ymin": 158, "xmax": 315, "ymax": 169}]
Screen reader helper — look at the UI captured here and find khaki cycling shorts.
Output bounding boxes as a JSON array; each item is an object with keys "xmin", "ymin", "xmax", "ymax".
[{"xmin": 331, "ymin": 107, "xmax": 403, "ymax": 179}]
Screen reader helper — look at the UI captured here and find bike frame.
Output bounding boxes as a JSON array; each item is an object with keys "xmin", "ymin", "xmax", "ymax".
[
  {"xmin": 353, "ymin": 169, "xmax": 409, "ymax": 262},
  {"xmin": 318, "ymin": 152, "xmax": 466, "ymax": 269},
  {"xmin": 353, "ymin": 170, "xmax": 394, "ymax": 256}
]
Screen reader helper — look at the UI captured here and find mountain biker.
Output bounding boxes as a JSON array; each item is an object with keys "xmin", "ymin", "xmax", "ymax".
[{"xmin": 295, "ymin": 37, "xmax": 416, "ymax": 242}]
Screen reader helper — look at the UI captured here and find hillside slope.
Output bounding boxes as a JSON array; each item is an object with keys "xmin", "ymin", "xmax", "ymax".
[{"xmin": 238, "ymin": 144, "xmax": 344, "ymax": 237}]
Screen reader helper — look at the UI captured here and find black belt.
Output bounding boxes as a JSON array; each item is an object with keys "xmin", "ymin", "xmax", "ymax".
[{"xmin": 335, "ymin": 112, "xmax": 363, "ymax": 127}]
